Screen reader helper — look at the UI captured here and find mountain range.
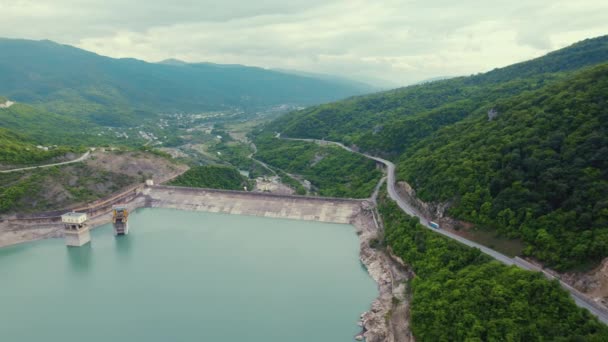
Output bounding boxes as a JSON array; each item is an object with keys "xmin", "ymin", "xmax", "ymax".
[{"xmin": 0, "ymin": 38, "xmax": 372, "ymax": 126}]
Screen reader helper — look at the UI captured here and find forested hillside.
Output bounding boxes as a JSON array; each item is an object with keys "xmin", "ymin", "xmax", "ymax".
[
  {"xmin": 0, "ymin": 128, "xmax": 75, "ymax": 166},
  {"xmin": 267, "ymin": 36, "xmax": 608, "ymax": 157},
  {"xmin": 169, "ymin": 165, "xmax": 253, "ymax": 191},
  {"xmin": 378, "ymin": 190, "xmax": 608, "ymax": 341},
  {"xmin": 259, "ymin": 35, "xmax": 608, "ymax": 269},
  {"xmin": 398, "ymin": 64, "xmax": 608, "ymax": 270},
  {"xmin": 0, "ymin": 38, "xmax": 371, "ymax": 125},
  {"xmin": 0, "ymin": 101, "xmax": 98, "ymax": 145}
]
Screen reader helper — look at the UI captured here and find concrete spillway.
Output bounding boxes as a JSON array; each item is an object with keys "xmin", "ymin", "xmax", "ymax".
[{"xmin": 143, "ymin": 186, "xmax": 364, "ymax": 224}]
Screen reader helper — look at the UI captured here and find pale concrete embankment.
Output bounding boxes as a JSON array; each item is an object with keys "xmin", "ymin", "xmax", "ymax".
[
  {"xmin": 145, "ymin": 186, "xmax": 362, "ymax": 223},
  {"xmin": 1, "ymin": 184, "xmax": 361, "ymax": 245}
]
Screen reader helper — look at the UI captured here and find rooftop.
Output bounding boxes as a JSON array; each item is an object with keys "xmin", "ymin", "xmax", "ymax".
[{"xmin": 62, "ymin": 212, "xmax": 87, "ymax": 218}]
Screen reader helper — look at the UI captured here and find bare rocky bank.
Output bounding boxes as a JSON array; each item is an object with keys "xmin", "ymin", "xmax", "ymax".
[
  {"xmin": 352, "ymin": 207, "xmax": 414, "ymax": 342},
  {"xmin": 0, "ymin": 186, "xmax": 412, "ymax": 341}
]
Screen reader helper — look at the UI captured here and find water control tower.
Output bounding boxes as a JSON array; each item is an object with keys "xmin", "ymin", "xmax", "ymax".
[
  {"xmin": 61, "ymin": 212, "xmax": 91, "ymax": 247},
  {"xmin": 112, "ymin": 206, "xmax": 129, "ymax": 236}
]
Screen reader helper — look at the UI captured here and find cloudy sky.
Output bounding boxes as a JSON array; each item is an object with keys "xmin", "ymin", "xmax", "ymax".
[{"xmin": 1, "ymin": 0, "xmax": 607, "ymax": 87}]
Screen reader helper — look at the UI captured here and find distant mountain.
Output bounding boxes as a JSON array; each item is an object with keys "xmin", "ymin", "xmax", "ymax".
[
  {"xmin": 272, "ymin": 68, "xmax": 381, "ymax": 91},
  {"xmin": 158, "ymin": 58, "xmax": 189, "ymax": 66},
  {"xmin": 0, "ymin": 38, "xmax": 373, "ymax": 126}
]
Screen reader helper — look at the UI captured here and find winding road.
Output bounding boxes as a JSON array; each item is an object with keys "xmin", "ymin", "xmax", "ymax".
[
  {"xmin": 283, "ymin": 137, "xmax": 608, "ymax": 324},
  {"xmin": 0, "ymin": 151, "xmax": 91, "ymax": 174}
]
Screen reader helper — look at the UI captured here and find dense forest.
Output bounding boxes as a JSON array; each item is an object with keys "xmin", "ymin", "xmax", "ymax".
[
  {"xmin": 378, "ymin": 190, "xmax": 608, "ymax": 341},
  {"xmin": 266, "ymin": 36, "xmax": 608, "ymax": 157},
  {"xmin": 257, "ymin": 35, "xmax": 608, "ymax": 270},
  {"xmin": 398, "ymin": 64, "xmax": 608, "ymax": 270},
  {"xmin": 169, "ymin": 165, "xmax": 253, "ymax": 191},
  {"xmin": 253, "ymin": 134, "xmax": 382, "ymax": 198}
]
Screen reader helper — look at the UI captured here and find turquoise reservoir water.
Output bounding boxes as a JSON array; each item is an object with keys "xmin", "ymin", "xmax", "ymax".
[{"xmin": 0, "ymin": 208, "xmax": 377, "ymax": 341}]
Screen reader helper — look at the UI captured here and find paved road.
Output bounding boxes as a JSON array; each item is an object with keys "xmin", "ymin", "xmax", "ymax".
[
  {"xmin": 284, "ymin": 137, "xmax": 608, "ymax": 324},
  {"xmin": 0, "ymin": 151, "xmax": 91, "ymax": 173}
]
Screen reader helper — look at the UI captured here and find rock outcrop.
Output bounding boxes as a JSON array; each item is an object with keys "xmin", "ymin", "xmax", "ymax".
[
  {"xmin": 353, "ymin": 207, "xmax": 413, "ymax": 342},
  {"xmin": 396, "ymin": 181, "xmax": 450, "ymax": 219},
  {"xmin": 562, "ymin": 257, "xmax": 608, "ymax": 309}
]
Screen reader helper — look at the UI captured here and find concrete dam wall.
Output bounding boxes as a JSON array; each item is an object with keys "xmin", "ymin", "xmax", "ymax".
[
  {"xmin": 4, "ymin": 185, "xmax": 367, "ymax": 239},
  {"xmin": 145, "ymin": 186, "xmax": 365, "ymax": 224}
]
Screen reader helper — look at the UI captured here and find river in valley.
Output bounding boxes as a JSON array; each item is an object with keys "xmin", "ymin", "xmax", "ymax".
[{"xmin": 0, "ymin": 208, "xmax": 377, "ymax": 341}]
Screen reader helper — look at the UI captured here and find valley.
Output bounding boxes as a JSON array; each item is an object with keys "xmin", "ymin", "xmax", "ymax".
[{"xmin": 2, "ymin": 32, "xmax": 608, "ymax": 341}]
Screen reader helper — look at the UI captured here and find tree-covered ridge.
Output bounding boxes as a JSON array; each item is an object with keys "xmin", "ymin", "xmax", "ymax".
[
  {"xmin": 0, "ymin": 101, "xmax": 96, "ymax": 145},
  {"xmin": 266, "ymin": 35, "xmax": 608, "ymax": 157},
  {"xmin": 169, "ymin": 165, "xmax": 252, "ymax": 191},
  {"xmin": 398, "ymin": 63, "xmax": 608, "ymax": 270},
  {"xmin": 0, "ymin": 127, "xmax": 74, "ymax": 166},
  {"xmin": 466, "ymin": 35, "xmax": 608, "ymax": 85},
  {"xmin": 378, "ymin": 191, "xmax": 608, "ymax": 341},
  {"xmin": 253, "ymin": 134, "xmax": 382, "ymax": 198}
]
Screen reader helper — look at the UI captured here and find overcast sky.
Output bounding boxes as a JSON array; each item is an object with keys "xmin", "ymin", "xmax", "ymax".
[{"xmin": 1, "ymin": 0, "xmax": 607, "ymax": 87}]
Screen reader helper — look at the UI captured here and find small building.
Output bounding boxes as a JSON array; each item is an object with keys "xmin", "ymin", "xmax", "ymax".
[
  {"xmin": 145, "ymin": 179, "xmax": 154, "ymax": 186},
  {"xmin": 61, "ymin": 212, "xmax": 91, "ymax": 247}
]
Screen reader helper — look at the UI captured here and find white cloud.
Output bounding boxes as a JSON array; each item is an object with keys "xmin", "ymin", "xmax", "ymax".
[{"xmin": 1, "ymin": 0, "xmax": 607, "ymax": 86}]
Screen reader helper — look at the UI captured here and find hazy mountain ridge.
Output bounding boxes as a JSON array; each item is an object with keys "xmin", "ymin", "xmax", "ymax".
[{"xmin": 0, "ymin": 38, "xmax": 372, "ymax": 126}]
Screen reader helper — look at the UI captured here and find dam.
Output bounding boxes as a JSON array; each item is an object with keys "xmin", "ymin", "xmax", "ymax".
[{"xmin": 0, "ymin": 207, "xmax": 378, "ymax": 341}]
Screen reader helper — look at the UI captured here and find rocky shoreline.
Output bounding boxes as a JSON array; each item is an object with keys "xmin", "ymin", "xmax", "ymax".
[{"xmin": 353, "ymin": 205, "xmax": 413, "ymax": 342}]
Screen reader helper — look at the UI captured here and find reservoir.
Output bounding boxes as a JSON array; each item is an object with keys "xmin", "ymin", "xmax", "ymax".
[{"xmin": 0, "ymin": 208, "xmax": 377, "ymax": 341}]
